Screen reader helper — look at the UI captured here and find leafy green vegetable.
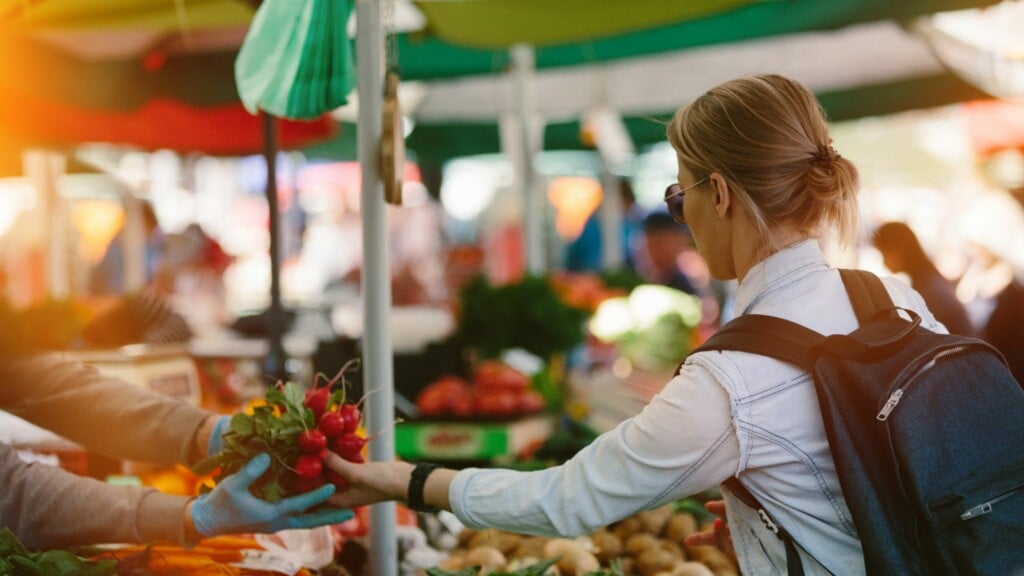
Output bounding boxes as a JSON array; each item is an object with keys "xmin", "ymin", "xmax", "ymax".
[
  {"xmin": 0, "ymin": 529, "xmax": 116, "ymax": 576},
  {"xmin": 457, "ymin": 275, "xmax": 588, "ymax": 361}
]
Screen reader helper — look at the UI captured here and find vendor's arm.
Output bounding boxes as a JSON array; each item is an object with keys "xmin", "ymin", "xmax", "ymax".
[
  {"xmin": 326, "ymin": 361, "xmax": 738, "ymax": 537},
  {"xmin": 0, "ymin": 353, "xmax": 216, "ymax": 465},
  {"xmin": 0, "ymin": 442, "xmax": 190, "ymax": 549}
]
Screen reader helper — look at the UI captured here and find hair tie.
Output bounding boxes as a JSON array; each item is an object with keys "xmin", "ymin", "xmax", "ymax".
[{"xmin": 814, "ymin": 144, "xmax": 839, "ymax": 163}]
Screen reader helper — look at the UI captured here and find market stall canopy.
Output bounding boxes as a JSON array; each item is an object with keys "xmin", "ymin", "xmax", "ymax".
[
  {"xmin": 235, "ymin": 0, "xmax": 356, "ymax": 119},
  {"xmin": 0, "ymin": 95, "xmax": 335, "ymax": 156},
  {"xmin": 0, "ymin": 0, "xmax": 1004, "ymax": 165}
]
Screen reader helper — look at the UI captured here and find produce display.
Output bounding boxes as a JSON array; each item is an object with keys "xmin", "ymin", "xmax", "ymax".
[
  {"xmin": 429, "ymin": 501, "xmax": 737, "ymax": 576},
  {"xmin": 193, "ymin": 362, "xmax": 365, "ymax": 501},
  {"xmin": 416, "ymin": 361, "xmax": 545, "ymax": 420},
  {"xmin": 456, "ymin": 275, "xmax": 588, "ymax": 363},
  {"xmin": 0, "ymin": 529, "xmax": 115, "ymax": 576},
  {"xmin": 587, "ymin": 285, "xmax": 702, "ymax": 373}
]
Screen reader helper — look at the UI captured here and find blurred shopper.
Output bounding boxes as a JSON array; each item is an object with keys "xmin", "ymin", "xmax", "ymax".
[
  {"xmin": 89, "ymin": 201, "xmax": 164, "ymax": 296},
  {"xmin": 959, "ymin": 241, "xmax": 1024, "ymax": 384},
  {"xmin": 0, "ymin": 346, "xmax": 351, "ymax": 549},
  {"xmin": 158, "ymin": 223, "xmax": 233, "ymax": 335},
  {"xmin": 872, "ymin": 221, "xmax": 976, "ymax": 336},
  {"xmin": 637, "ymin": 211, "xmax": 701, "ymax": 295},
  {"xmin": 564, "ymin": 179, "xmax": 645, "ymax": 273},
  {"xmin": 322, "ymin": 75, "xmax": 955, "ymax": 575},
  {"xmin": 983, "ymin": 276, "xmax": 1024, "ymax": 383}
]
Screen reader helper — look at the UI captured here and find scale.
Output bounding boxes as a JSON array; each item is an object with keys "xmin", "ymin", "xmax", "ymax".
[{"xmin": 65, "ymin": 343, "xmax": 201, "ymax": 407}]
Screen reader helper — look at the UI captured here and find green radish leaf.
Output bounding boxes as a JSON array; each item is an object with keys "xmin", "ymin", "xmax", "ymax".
[
  {"xmin": 283, "ymin": 382, "xmax": 305, "ymax": 409},
  {"xmin": 262, "ymin": 480, "xmax": 285, "ymax": 503},
  {"xmin": 230, "ymin": 413, "xmax": 255, "ymax": 435},
  {"xmin": 190, "ymin": 454, "xmax": 223, "ymax": 476},
  {"xmin": 266, "ymin": 386, "xmax": 287, "ymax": 407}
]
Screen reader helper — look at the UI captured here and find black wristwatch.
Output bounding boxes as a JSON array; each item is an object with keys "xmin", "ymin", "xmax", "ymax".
[{"xmin": 407, "ymin": 462, "xmax": 442, "ymax": 513}]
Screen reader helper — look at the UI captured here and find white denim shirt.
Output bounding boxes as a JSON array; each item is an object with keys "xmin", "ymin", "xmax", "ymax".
[{"xmin": 449, "ymin": 240, "xmax": 945, "ymax": 575}]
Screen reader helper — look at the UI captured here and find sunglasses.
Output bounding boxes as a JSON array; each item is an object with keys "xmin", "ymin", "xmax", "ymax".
[{"xmin": 663, "ymin": 178, "xmax": 708, "ymax": 224}]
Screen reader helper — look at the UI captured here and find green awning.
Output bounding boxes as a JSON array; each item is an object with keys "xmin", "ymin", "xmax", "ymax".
[
  {"xmin": 411, "ymin": 0, "xmax": 755, "ymax": 48},
  {"xmin": 397, "ymin": 0, "xmax": 1001, "ymax": 80}
]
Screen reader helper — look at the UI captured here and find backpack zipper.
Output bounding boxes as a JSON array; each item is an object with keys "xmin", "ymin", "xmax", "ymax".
[
  {"xmin": 960, "ymin": 484, "xmax": 1024, "ymax": 520},
  {"xmin": 876, "ymin": 389, "xmax": 903, "ymax": 421},
  {"xmin": 875, "ymin": 345, "xmax": 970, "ymax": 421}
]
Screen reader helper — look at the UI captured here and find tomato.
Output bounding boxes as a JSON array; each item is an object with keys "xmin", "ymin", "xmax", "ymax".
[
  {"xmin": 473, "ymin": 361, "xmax": 529, "ymax": 391},
  {"xmin": 415, "ymin": 385, "xmax": 450, "ymax": 415},
  {"xmin": 416, "ymin": 376, "xmax": 472, "ymax": 416},
  {"xmin": 517, "ymin": 390, "xmax": 546, "ymax": 413},
  {"xmin": 449, "ymin": 394, "xmax": 476, "ymax": 417},
  {"xmin": 474, "ymin": 390, "xmax": 519, "ymax": 416}
]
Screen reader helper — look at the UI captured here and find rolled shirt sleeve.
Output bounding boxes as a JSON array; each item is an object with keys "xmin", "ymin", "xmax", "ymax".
[{"xmin": 449, "ymin": 362, "xmax": 739, "ymax": 537}]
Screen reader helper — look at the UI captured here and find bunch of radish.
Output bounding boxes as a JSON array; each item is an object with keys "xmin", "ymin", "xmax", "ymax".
[
  {"xmin": 193, "ymin": 363, "xmax": 366, "ymax": 502},
  {"xmin": 293, "ymin": 383, "xmax": 366, "ymax": 493}
]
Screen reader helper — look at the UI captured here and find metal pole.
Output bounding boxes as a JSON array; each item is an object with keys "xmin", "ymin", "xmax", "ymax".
[
  {"xmin": 122, "ymin": 192, "xmax": 146, "ymax": 292},
  {"xmin": 511, "ymin": 44, "xmax": 545, "ymax": 274},
  {"xmin": 262, "ymin": 113, "xmax": 287, "ymax": 383},
  {"xmin": 599, "ymin": 170, "xmax": 624, "ymax": 270},
  {"xmin": 357, "ymin": 1, "xmax": 397, "ymax": 573}
]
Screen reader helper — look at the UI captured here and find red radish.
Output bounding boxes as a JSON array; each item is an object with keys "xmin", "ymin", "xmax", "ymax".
[
  {"xmin": 298, "ymin": 429, "xmax": 328, "ymax": 455},
  {"xmin": 295, "ymin": 454, "xmax": 324, "ymax": 479},
  {"xmin": 294, "ymin": 475, "xmax": 326, "ymax": 493},
  {"xmin": 319, "ymin": 411, "xmax": 346, "ymax": 437},
  {"xmin": 332, "ymin": 433, "xmax": 367, "ymax": 461},
  {"xmin": 304, "ymin": 387, "xmax": 330, "ymax": 421},
  {"xmin": 339, "ymin": 403, "xmax": 360, "ymax": 433},
  {"xmin": 326, "ymin": 470, "xmax": 349, "ymax": 491}
]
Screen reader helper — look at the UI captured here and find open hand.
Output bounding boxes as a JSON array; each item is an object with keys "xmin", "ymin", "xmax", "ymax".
[{"xmin": 684, "ymin": 500, "xmax": 736, "ymax": 562}]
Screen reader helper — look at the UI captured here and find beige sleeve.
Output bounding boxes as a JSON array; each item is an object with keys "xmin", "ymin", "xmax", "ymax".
[
  {"xmin": 0, "ymin": 353, "xmax": 210, "ymax": 465},
  {"xmin": 0, "ymin": 442, "xmax": 190, "ymax": 548}
]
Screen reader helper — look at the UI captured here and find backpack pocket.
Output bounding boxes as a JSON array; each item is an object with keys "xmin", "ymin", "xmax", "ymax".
[{"xmin": 926, "ymin": 474, "xmax": 1024, "ymax": 575}]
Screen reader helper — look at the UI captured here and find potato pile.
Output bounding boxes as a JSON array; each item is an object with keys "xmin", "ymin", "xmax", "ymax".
[{"xmin": 436, "ymin": 504, "xmax": 739, "ymax": 576}]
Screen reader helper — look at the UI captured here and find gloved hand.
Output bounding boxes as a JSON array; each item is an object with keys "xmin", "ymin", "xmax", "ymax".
[
  {"xmin": 190, "ymin": 453, "xmax": 354, "ymax": 537},
  {"xmin": 206, "ymin": 415, "xmax": 232, "ymax": 457}
]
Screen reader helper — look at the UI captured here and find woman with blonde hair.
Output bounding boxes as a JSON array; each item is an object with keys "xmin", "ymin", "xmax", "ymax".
[{"xmin": 325, "ymin": 75, "xmax": 947, "ymax": 575}]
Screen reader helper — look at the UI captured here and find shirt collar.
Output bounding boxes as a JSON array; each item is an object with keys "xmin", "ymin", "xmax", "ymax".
[{"xmin": 733, "ymin": 239, "xmax": 831, "ymax": 316}]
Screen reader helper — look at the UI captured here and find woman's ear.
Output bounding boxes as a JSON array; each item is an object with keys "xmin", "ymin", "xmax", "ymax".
[{"xmin": 708, "ymin": 173, "xmax": 732, "ymax": 219}]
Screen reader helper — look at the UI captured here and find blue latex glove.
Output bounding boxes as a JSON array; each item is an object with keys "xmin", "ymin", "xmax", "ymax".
[
  {"xmin": 190, "ymin": 453, "xmax": 354, "ymax": 536},
  {"xmin": 206, "ymin": 415, "xmax": 232, "ymax": 457}
]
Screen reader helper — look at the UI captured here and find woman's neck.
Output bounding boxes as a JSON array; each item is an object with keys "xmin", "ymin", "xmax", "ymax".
[{"xmin": 735, "ymin": 225, "xmax": 808, "ymax": 282}]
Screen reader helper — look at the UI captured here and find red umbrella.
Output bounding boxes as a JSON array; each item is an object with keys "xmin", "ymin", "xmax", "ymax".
[{"xmin": 0, "ymin": 91, "xmax": 335, "ymax": 156}]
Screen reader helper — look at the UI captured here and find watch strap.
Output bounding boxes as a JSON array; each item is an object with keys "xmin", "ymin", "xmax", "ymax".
[{"xmin": 407, "ymin": 462, "xmax": 441, "ymax": 513}]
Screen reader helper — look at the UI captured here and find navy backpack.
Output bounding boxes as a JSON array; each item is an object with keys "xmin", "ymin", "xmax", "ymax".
[{"xmin": 692, "ymin": 269, "xmax": 1024, "ymax": 575}]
